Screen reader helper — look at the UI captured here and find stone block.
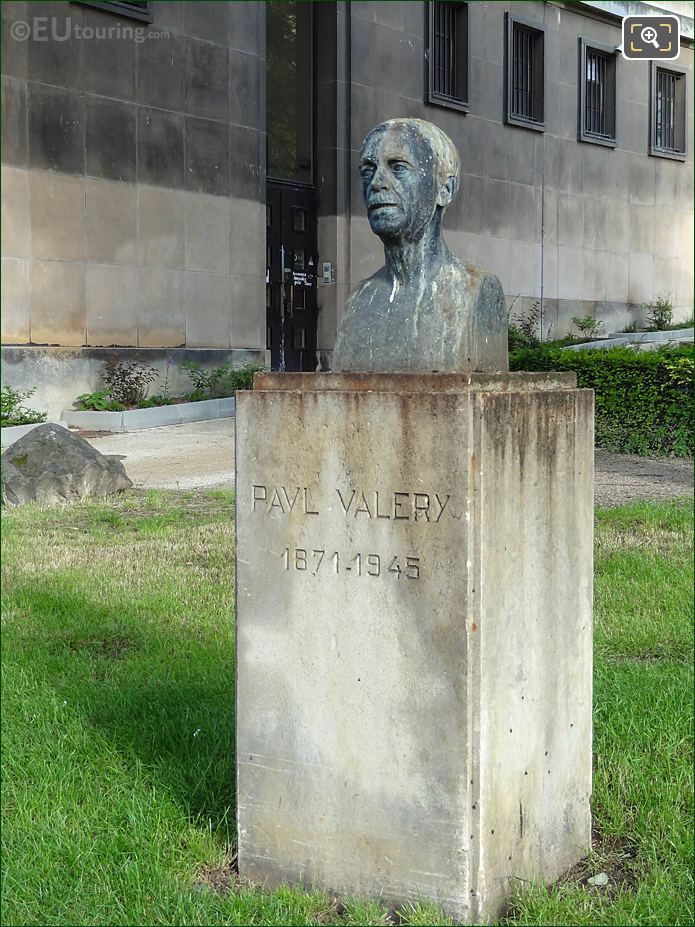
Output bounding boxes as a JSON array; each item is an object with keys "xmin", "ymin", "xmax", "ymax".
[
  {"xmin": 81, "ymin": 7, "xmax": 135, "ymax": 101},
  {"xmin": 628, "ymin": 252, "xmax": 654, "ymax": 304},
  {"xmin": 26, "ymin": 2, "xmax": 82, "ymax": 88},
  {"xmin": 2, "ymin": 77, "xmax": 27, "ymax": 167},
  {"xmin": 135, "ymin": 33, "xmax": 185, "ymax": 111},
  {"xmin": 583, "ymin": 198, "xmax": 607, "ymax": 251},
  {"xmin": 628, "ymin": 156, "xmax": 655, "ymax": 205},
  {"xmin": 184, "ymin": 0, "xmax": 230, "ymax": 44},
  {"xmin": 85, "ymin": 97, "xmax": 136, "ymax": 183},
  {"xmin": 185, "ymin": 117, "xmax": 230, "ymax": 197},
  {"xmin": 230, "ymin": 274, "xmax": 265, "ymax": 349},
  {"xmin": 1, "ymin": 257, "xmax": 29, "ymax": 343},
  {"xmin": 230, "ymin": 50, "xmax": 263, "ymax": 130},
  {"xmin": 629, "ymin": 205, "xmax": 654, "ymax": 256},
  {"xmin": 605, "ymin": 252, "xmax": 629, "ymax": 303},
  {"xmin": 30, "ymin": 172, "xmax": 85, "ymax": 262},
  {"xmin": 229, "ymin": 1, "xmax": 263, "ymax": 55},
  {"xmin": 1, "ymin": 166, "xmax": 29, "ymax": 258},
  {"xmin": 230, "ymin": 198, "xmax": 265, "ymax": 278},
  {"xmin": 30, "ymin": 260, "xmax": 86, "ymax": 346},
  {"xmin": 558, "ymin": 245, "xmax": 584, "ymax": 300},
  {"xmin": 236, "ymin": 373, "xmax": 593, "ymax": 924},
  {"xmin": 185, "ymin": 37, "xmax": 230, "ymax": 122},
  {"xmin": 185, "ymin": 272, "xmax": 231, "ymax": 348},
  {"xmin": 86, "ymin": 179, "xmax": 137, "ymax": 265},
  {"xmin": 606, "ymin": 202, "xmax": 629, "ymax": 254},
  {"xmin": 583, "ymin": 250, "xmax": 607, "ymax": 302},
  {"xmin": 86, "ymin": 264, "xmax": 138, "ymax": 346},
  {"xmin": 138, "ymin": 186, "xmax": 186, "ymax": 269},
  {"xmin": 137, "ymin": 107, "xmax": 184, "ymax": 189},
  {"xmin": 138, "ymin": 268, "xmax": 185, "ymax": 347},
  {"xmin": 558, "ymin": 193, "xmax": 584, "ymax": 247},
  {"xmin": 186, "ymin": 192, "xmax": 231, "ymax": 273},
  {"xmin": 483, "ymin": 120, "xmax": 510, "ymax": 182},
  {"xmin": 28, "ymin": 83, "xmax": 85, "ymax": 175},
  {"xmin": 653, "ymin": 207, "xmax": 678, "ymax": 258},
  {"xmin": 1, "ymin": 2, "xmax": 28, "ymax": 79}
]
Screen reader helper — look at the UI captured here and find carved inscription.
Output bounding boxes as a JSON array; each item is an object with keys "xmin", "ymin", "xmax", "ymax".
[
  {"xmin": 252, "ymin": 485, "xmax": 461, "ymax": 522},
  {"xmin": 283, "ymin": 547, "xmax": 420, "ymax": 579}
]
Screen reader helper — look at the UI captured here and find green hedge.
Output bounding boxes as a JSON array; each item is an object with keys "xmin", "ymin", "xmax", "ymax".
[{"xmin": 509, "ymin": 345, "xmax": 693, "ymax": 457}]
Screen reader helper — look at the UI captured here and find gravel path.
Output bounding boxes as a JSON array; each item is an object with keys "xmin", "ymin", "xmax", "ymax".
[{"xmin": 85, "ymin": 420, "xmax": 692, "ymax": 507}]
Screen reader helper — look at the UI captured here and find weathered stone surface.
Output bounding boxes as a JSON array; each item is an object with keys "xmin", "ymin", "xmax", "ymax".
[
  {"xmin": 236, "ymin": 373, "xmax": 593, "ymax": 924},
  {"xmin": 1, "ymin": 423, "xmax": 132, "ymax": 506},
  {"xmin": 333, "ymin": 119, "xmax": 509, "ymax": 373}
]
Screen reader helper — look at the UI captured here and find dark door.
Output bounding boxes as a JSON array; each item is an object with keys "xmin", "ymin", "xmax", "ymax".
[{"xmin": 266, "ymin": 182, "xmax": 318, "ymax": 372}]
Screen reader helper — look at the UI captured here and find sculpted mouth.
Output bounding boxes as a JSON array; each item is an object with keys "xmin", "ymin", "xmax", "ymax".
[{"xmin": 368, "ymin": 202, "xmax": 398, "ymax": 211}]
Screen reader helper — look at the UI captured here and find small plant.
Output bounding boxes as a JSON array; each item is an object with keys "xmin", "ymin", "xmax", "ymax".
[
  {"xmin": 182, "ymin": 361, "xmax": 266, "ymax": 399},
  {"xmin": 571, "ymin": 315, "xmax": 604, "ymax": 340},
  {"xmin": 643, "ymin": 295, "xmax": 674, "ymax": 331},
  {"xmin": 0, "ymin": 387, "xmax": 47, "ymax": 427},
  {"xmin": 622, "ymin": 320, "xmax": 640, "ymax": 333},
  {"xmin": 102, "ymin": 354, "xmax": 159, "ymax": 406},
  {"xmin": 508, "ymin": 296, "xmax": 541, "ymax": 350},
  {"xmin": 74, "ymin": 391, "xmax": 126, "ymax": 412}
]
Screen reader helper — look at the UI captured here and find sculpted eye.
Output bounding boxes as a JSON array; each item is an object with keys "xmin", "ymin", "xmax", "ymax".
[{"xmin": 391, "ymin": 162, "xmax": 409, "ymax": 174}]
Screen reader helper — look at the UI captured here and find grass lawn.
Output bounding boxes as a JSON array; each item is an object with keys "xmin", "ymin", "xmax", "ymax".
[{"xmin": 1, "ymin": 491, "xmax": 692, "ymax": 926}]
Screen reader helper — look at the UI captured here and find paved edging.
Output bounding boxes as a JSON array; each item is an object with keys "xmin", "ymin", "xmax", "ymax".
[
  {"xmin": 1, "ymin": 421, "xmax": 69, "ymax": 448},
  {"xmin": 62, "ymin": 397, "xmax": 236, "ymax": 432}
]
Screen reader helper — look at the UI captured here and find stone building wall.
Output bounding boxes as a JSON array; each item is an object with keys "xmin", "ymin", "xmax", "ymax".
[
  {"xmin": 1, "ymin": 0, "xmax": 266, "ymax": 356},
  {"xmin": 329, "ymin": 0, "xmax": 693, "ymax": 350}
]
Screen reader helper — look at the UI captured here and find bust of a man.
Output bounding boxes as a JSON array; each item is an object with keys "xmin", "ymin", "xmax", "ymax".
[{"xmin": 333, "ymin": 118, "xmax": 509, "ymax": 373}]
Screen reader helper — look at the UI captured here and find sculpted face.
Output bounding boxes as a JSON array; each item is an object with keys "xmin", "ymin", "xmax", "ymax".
[{"xmin": 359, "ymin": 124, "xmax": 441, "ymax": 242}]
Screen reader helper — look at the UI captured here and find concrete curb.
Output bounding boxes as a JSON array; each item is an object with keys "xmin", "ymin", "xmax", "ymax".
[
  {"xmin": 1, "ymin": 421, "xmax": 69, "ymax": 448},
  {"xmin": 62, "ymin": 397, "xmax": 236, "ymax": 432}
]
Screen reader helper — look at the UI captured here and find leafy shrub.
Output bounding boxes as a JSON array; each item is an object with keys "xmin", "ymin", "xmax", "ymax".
[
  {"xmin": 102, "ymin": 354, "xmax": 158, "ymax": 406},
  {"xmin": 507, "ymin": 298, "xmax": 541, "ymax": 351},
  {"xmin": 642, "ymin": 295, "xmax": 674, "ymax": 331},
  {"xmin": 74, "ymin": 391, "xmax": 125, "ymax": 412},
  {"xmin": 571, "ymin": 315, "xmax": 604, "ymax": 339},
  {"xmin": 509, "ymin": 344, "xmax": 693, "ymax": 457},
  {"xmin": 182, "ymin": 361, "xmax": 266, "ymax": 399},
  {"xmin": 1, "ymin": 387, "xmax": 47, "ymax": 427}
]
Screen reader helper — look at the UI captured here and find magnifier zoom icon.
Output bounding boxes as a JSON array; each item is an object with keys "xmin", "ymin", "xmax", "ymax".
[{"xmin": 641, "ymin": 26, "xmax": 660, "ymax": 48}]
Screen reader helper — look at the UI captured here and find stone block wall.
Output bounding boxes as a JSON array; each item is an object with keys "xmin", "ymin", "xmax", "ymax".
[
  {"xmin": 1, "ymin": 0, "xmax": 266, "ymax": 353},
  {"xmin": 335, "ymin": 0, "xmax": 693, "ymax": 348}
]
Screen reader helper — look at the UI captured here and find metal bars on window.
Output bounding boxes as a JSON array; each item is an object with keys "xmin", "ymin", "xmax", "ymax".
[
  {"xmin": 427, "ymin": 2, "xmax": 468, "ymax": 110},
  {"xmin": 505, "ymin": 15, "xmax": 544, "ymax": 129},
  {"xmin": 433, "ymin": 2, "xmax": 457, "ymax": 98},
  {"xmin": 655, "ymin": 69, "xmax": 678, "ymax": 151},
  {"xmin": 511, "ymin": 25, "xmax": 536, "ymax": 120},
  {"xmin": 585, "ymin": 51, "xmax": 608, "ymax": 136}
]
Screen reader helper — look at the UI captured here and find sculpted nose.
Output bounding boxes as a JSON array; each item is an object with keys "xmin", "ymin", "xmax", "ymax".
[{"xmin": 370, "ymin": 165, "xmax": 389, "ymax": 191}]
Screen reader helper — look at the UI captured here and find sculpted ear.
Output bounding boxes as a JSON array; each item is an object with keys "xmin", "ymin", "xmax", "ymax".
[{"xmin": 436, "ymin": 175, "xmax": 458, "ymax": 209}]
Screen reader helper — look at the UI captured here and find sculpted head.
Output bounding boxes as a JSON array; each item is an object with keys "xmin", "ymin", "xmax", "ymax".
[{"xmin": 358, "ymin": 118, "xmax": 460, "ymax": 243}]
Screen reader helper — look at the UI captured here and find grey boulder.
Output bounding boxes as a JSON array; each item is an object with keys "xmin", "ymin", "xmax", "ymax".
[{"xmin": 1, "ymin": 424, "xmax": 132, "ymax": 506}]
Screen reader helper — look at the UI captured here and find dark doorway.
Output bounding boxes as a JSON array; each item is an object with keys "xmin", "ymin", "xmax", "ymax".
[
  {"xmin": 266, "ymin": 0, "xmax": 317, "ymax": 372},
  {"xmin": 266, "ymin": 183, "xmax": 318, "ymax": 372}
]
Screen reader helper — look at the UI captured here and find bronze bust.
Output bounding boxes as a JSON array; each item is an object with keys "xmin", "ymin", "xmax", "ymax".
[{"xmin": 333, "ymin": 118, "xmax": 509, "ymax": 373}]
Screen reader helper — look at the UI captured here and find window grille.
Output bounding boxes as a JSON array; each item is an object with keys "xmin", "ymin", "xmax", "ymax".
[
  {"xmin": 426, "ymin": 2, "xmax": 468, "ymax": 112},
  {"xmin": 579, "ymin": 40, "xmax": 617, "ymax": 146},
  {"xmin": 651, "ymin": 65, "xmax": 687, "ymax": 159},
  {"xmin": 505, "ymin": 14, "xmax": 544, "ymax": 130},
  {"xmin": 73, "ymin": 1, "xmax": 152, "ymax": 23},
  {"xmin": 656, "ymin": 69, "xmax": 677, "ymax": 151}
]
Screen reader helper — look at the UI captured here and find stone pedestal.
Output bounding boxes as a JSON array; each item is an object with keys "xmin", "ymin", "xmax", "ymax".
[{"xmin": 235, "ymin": 373, "xmax": 593, "ymax": 924}]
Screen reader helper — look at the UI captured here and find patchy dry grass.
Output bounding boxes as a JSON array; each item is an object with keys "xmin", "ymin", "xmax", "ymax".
[{"xmin": 1, "ymin": 492, "xmax": 692, "ymax": 925}]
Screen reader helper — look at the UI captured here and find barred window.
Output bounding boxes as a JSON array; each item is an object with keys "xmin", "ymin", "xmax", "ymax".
[
  {"xmin": 505, "ymin": 13, "xmax": 545, "ymax": 130},
  {"xmin": 426, "ymin": 2, "xmax": 469, "ymax": 113},
  {"xmin": 651, "ymin": 64, "xmax": 687, "ymax": 159},
  {"xmin": 73, "ymin": 1, "xmax": 152, "ymax": 23},
  {"xmin": 579, "ymin": 39, "xmax": 617, "ymax": 147}
]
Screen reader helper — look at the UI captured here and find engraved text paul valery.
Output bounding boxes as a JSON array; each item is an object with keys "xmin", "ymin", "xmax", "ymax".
[{"xmin": 251, "ymin": 485, "xmax": 461, "ymax": 522}]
